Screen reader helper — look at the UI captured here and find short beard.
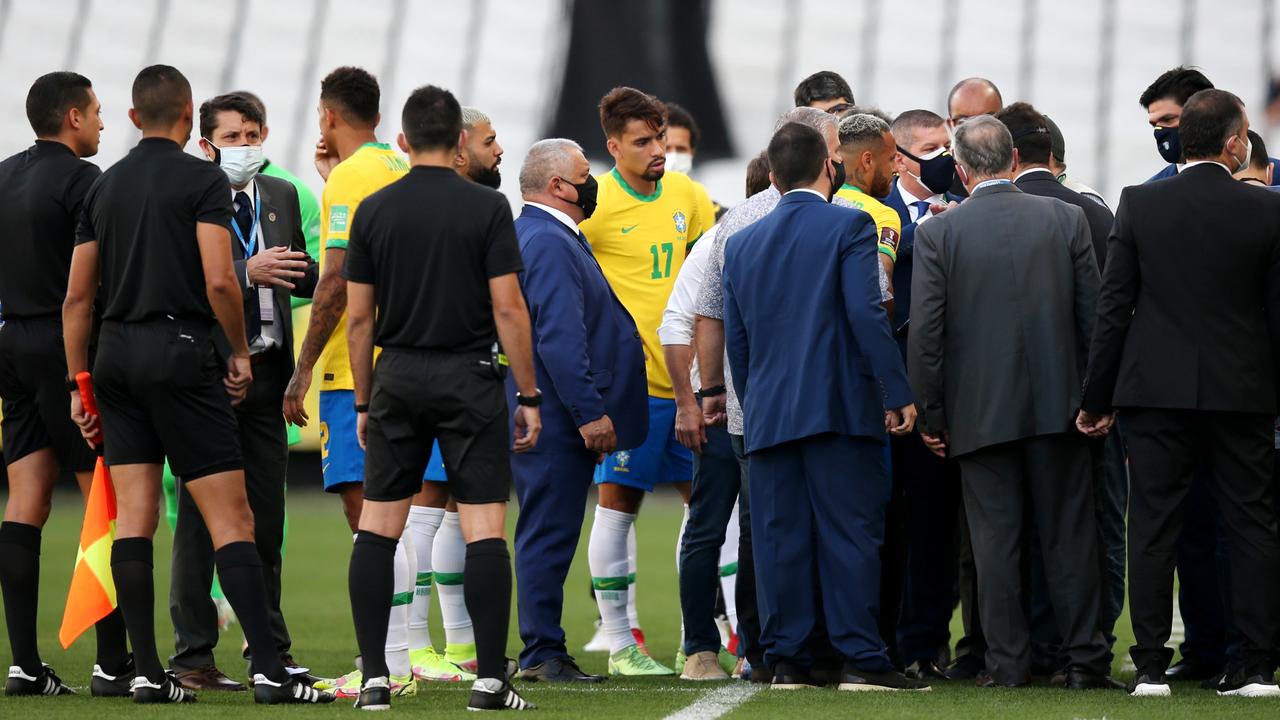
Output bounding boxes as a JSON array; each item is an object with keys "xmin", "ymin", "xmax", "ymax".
[
  {"xmin": 642, "ymin": 167, "xmax": 665, "ymax": 183},
  {"xmin": 469, "ymin": 164, "xmax": 502, "ymax": 189}
]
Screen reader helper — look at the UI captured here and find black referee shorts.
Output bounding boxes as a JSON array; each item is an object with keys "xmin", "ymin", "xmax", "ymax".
[
  {"xmin": 93, "ymin": 320, "xmax": 242, "ymax": 481},
  {"xmin": 364, "ymin": 348, "xmax": 511, "ymax": 504},
  {"xmin": 0, "ymin": 318, "xmax": 96, "ymax": 472}
]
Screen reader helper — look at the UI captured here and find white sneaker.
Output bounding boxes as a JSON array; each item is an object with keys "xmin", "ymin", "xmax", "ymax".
[
  {"xmin": 1218, "ymin": 674, "xmax": 1280, "ymax": 698},
  {"xmin": 582, "ymin": 619, "xmax": 610, "ymax": 652}
]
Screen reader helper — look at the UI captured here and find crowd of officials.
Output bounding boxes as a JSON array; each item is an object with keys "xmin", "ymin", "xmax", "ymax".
[{"xmin": 1, "ymin": 59, "xmax": 1280, "ymax": 712}]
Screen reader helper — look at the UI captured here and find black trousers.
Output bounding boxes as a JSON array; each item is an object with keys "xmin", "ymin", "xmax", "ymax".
[
  {"xmin": 1122, "ymin": 408, "xmax": 1280, "ymax": 676},
  {"xmin": 956, "ymin": 432, "xmax": 1107, "ymax": 684},
  {"xmin": 169, "ymin": 354, "xmax": 291, "ymax": 670}
]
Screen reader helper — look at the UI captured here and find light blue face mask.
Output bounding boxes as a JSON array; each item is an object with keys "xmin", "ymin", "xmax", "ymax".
[{"xmin": 205, "ymin": 139, "xmax": 264, "ymax": 186}]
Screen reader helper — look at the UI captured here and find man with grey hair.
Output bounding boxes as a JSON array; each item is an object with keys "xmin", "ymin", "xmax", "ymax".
[
  {"xmin": 692, "ymin": 105, "xmax": 891, "ymax": 680},
  {"xmin": 908, "ymin": 114, "xmax": 1112, "ymax": 689},
  {"xmin": 455, "ymin": 106, "xmax": 503, "ymax": 188},
  {"xmin": 509, "ymin": 139, "xmax": 647, "ymax": 684}
]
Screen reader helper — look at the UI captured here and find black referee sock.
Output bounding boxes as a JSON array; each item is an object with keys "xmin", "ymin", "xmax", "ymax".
[
  {"xmin": 463, "ymin": 538, "xmax": 512, "ymax": 681},
  {"xmin": 93, "ymin": 608, "xmax": 130, "ymax": 675},
  {"xmin": 0, "ymin": 521, "xmax": 43, "ymax": 675},
  {"xmin": 349, "ymin": 531, "xmax": 398, "ymax": 680},
  {"xmin": 111, "ymin": 537, "xmax": 165, "ymax": 682},
  {"xmin": 214, "ymin": 542, "xmax": 288, "ymax": 683}
]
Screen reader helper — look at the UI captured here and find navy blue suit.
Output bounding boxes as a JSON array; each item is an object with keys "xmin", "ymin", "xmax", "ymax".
[
  {"xmin": 881, "ymin": 178, "xmax": 967, "ymax": 668},
  {"xmin": 507, "ymin": 205, "xmax": 647, "ymax": 669},
  {"xmin": 722, "ymin": 190, "xmax": 912, "ymax": 671}
]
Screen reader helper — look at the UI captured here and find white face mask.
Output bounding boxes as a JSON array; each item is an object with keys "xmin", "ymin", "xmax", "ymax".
[
  {"xmin": 664, "ymin": 151, "xmax": 693, "ymax": 175},
  {"xmin": 1232, "ymin": 135, "xmax": 1252, "ymax": 174},
  {"xmin": 207, "ymin": 140, "xmax": 265, "ymax": 186}
]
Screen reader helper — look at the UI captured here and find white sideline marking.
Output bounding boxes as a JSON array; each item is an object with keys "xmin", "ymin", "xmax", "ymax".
[{"xmin": 662, "ymin": 683, "xmax": 763, "ymax": 720}]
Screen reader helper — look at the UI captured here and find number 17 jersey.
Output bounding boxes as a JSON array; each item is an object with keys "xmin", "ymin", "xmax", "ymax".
[{"xmin": 580, "ymin": 168, "xmax": 714, "ymax": 399}]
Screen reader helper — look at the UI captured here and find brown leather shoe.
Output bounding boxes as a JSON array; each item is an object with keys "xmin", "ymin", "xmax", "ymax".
[{"xmin": 174, "ymin": 665, "xmax": 247, "ymax": 692}]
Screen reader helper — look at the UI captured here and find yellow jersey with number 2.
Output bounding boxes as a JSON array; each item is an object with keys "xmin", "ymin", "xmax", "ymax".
[
  {"xmin": 317, "ymin": 142, "xmax": 409, "ymax": 391},
  {"xmin": 580, "ymin": 168, "xmax": 713, "ymax": 399}
]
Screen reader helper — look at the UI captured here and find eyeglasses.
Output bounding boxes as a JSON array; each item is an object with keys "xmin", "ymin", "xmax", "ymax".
[{"xmin": 825, "ymin": 102, "xmax": 855, "ymax": 116}]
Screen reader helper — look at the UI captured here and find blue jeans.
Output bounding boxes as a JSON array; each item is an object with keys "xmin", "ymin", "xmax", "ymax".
[{"xmin": 680, "ymin": 425, "xmax": 755, "ymax": 657}]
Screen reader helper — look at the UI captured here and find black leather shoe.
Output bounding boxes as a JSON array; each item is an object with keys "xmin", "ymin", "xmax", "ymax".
[
  {"xmin": 771, "ymin": 662, "xmax": 820, "ymax": 690},
  {"xmin": 838, "ymin": 666, "xmax": 931, "ymax": 692},
  {"xmin": 945, "ymin": 654, "xmax": 985, "ymax": 680},
  {"xmin": 905, "ymin": 660, "xmax": 948, "ymax": 681},
  {"xmin": 173, "ymin": 664, "xmax": 246, "ymax": 692},
  {"xmin": 518, "ymin": 656, "xmax": 604, "ymax": 683},
  {"xmin": 1165, "ymin": 658, "xmax": 1221, "ymax": 682},
  {"xmin": 1064, "ymin": 667, "xmax": 1124, "ymax": 690}
]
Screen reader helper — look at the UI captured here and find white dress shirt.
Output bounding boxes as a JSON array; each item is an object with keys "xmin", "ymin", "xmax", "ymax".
[
  {"xmin": 525, "ymin": 202, "xmax": 580, "ymax": 235},
  {"xmin": 658, "ymin": 224, "xmax": 719, "ymax": 392},
  {"xmin": 233, "ymin": 179, "xmax": 283, "ymax": 353},
  {"xmin": 895, "ymin": 181, "xmax": 944, "ymax": 223}
]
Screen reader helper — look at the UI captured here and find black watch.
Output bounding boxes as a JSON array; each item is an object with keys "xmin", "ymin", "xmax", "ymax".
[
  {"xmin": 354, "ymin": 403, "xmax": 369, "ymax": 413},
  {"xmin": 65, "ymin": 375, "xmax": 80, "ymax": 393},
  {"xmin": 697, "ymin": 384, "xmax": 727, "ymax": 399},
  {"xmin": 516, "ymin": 390, "xmax": 543, "ymax": 408}
]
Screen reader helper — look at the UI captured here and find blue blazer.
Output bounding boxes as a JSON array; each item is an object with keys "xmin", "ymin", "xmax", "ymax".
[
  {"xmin": 722, "ymin": 191, "xmax": 913, "ymax": 453},
  {"xmin": 508, "ymin": 205, "xmax": 648, "ymax": 454},
  {"xmin": 883, "ymin": 177, "xmax": 962, "ymax": 350}
]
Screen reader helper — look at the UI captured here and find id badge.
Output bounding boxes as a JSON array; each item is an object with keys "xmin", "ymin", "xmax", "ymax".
[{"xmin": 258, "ymin": 287, "xmax": 274, "ymax": 325}]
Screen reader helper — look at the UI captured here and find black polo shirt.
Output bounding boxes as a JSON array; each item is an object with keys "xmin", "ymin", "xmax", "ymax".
[
  {"xmin": 0, "ymin": 140, "xmax": 100, "ymax": 319},
  {"xmin": 76, "ymin": 137, "xmax": 232, "ymax": 325},
  {"xmin": 343, "ymin": 165, "xmax": 522, "ymax": 352}
]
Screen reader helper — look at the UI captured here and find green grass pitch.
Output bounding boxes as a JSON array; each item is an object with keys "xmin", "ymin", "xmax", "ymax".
[{"xmin": 1, "ymin": 484, "xmax": 1274, "ymax": 718}]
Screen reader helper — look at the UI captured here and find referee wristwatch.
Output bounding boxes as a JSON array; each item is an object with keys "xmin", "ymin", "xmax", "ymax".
[
  {"xmin": 516, "ymin": 389, "xmax": 543, "ymax": 407},
  {"xmin": 697, "ymin": 384, "xmax": 727, "ymax": 400},
  {"xmin": 65, "ymin": 375, "xmax": 80, "ymax": 393}
]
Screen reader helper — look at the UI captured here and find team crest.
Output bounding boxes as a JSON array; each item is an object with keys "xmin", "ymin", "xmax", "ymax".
[
  {"xmin": 673, "ymin": 211, "xmax": 687, "ymax": 234},
  {"xmin": 614, "ymin": 450, "xmax": 631, "ymax": 469}
]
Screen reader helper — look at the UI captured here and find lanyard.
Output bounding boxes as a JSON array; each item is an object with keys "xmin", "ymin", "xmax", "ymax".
[{"xmin": 231, "ymin": 186, "xmax": 261, "ymax": 257}]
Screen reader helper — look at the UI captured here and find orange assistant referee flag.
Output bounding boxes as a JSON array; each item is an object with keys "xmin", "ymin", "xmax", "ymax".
[{"xmin": 58, "ymin": 372, "xmax": 116, "ymax": 649}]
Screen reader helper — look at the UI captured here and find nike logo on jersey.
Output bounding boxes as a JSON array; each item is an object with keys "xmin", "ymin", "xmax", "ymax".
[{"xmin": 621, "ymin": 225, "xmax": 639, "ymax": 234}]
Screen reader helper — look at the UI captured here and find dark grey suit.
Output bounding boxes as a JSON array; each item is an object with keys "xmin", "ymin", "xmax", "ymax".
[
  {"xmin": 907, "ymin": 182, "xmax": 1108, "ymax": 683},
  {"xmin": 170, "ymin": 173, "xmax": 317, "ymax": 672}
]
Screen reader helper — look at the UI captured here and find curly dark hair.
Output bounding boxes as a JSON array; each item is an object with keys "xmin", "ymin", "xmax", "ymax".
[{"xmin": 320, "ymin": 66, "xmax": 380, "ymax": 127}]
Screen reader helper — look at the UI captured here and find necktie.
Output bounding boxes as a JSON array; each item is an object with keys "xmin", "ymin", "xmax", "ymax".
[
  {"xmin": 911, "ymin": 200, "xmax": 932, "ymax": 223},
  {"xmin": 234, "ymin": 191, "xmax": 261, "ymax": 344}
]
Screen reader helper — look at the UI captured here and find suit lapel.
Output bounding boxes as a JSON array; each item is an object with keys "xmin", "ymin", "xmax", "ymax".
[{"xmin": 256, "ymin": 177, "xmax": 283, "ymax": 250}]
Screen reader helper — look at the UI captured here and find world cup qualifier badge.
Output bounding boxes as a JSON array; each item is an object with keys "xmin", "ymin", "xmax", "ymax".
[{"xmin": 673, "ymin": 210, "xmax": 687, "ymax": 234}]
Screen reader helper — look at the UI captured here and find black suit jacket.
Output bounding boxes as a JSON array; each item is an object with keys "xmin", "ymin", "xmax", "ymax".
[
  {"xmin": 213, "ymin": 173, "xmax": 319, "ymax": 374},
  {"xmin": 1082, "ymin": 163, "xmax": 1280, "ymax": 415},
  {"xmin": 1015, "ymin": 168, "xmax": 1114, "ymax": 271},
  {"xmin": 908, "ymin": 183, "xmax": 1099, "ymax": 457}
]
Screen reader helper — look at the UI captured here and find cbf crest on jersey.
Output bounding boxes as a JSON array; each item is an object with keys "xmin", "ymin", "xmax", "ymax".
[{"xmin": 673, "ymin": 210, "xmax": 688, "ymax": 234}]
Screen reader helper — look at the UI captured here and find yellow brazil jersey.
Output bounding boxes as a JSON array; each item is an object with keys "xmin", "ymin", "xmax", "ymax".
[
  {"xmin": 580, "ymin": 169, "xmax": 713, "ymax": 399},
  {"xmin": 835, "ymin": 183, "xmax": 902, "ymax": 263},
  {"xmin": 317, "ymin": 142, "xmax": 409, "ymax": 391}
]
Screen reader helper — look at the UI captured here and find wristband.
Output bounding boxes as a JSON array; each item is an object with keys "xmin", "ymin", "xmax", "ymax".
[
  {"xmin": 65, "ymin": 375, "xmax": 80, "ymax": 393},
  {"xmin": 354, "ymin": 403, "xmax": 369, "ymax": 413},
  {"xmin": 698, "ymin": 384, "xmax": 727, "ymax": 399},
  {"xmin": 516, "ymin": 390, "xmax": 542, "ymax": 407}
]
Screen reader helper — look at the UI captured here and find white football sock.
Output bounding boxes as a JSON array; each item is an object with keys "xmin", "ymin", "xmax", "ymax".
[
  {"xmin": 626, "ymin": 521, "xmax": 640, "ymax": 630},
  {"xmin": 433, "ymin": 510, "xmax": 475, "ymax": 648},
  {"xmin": 387, "ymin": 525, "xmax": 413, "ymax": 678},
  {"xmin": 589, "ymin": 505, "xmax": 637, "ymax": 654},
  {"xmin": 407, "ymin": 505, "xmax": 445, "ymax": 651},
  {"xmin": 720, "ymin": 502, "xmax": 741, "ymax": 633}
]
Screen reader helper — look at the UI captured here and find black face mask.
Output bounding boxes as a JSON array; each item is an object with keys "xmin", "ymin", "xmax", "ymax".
[
  {"xmin": 562, "ymin": 175, "xmax": 598, "ymax": 219},
  {"xmin": 897, "ymin": 145, "xmax": 956, "ymax": 195},
  {"xmin": 1154, "ymin": 126, "xmax": 1181, "ymax": 164},
  {"xmin": 828, "ymin": 160, "xmax": 846, "ymax": 202}
]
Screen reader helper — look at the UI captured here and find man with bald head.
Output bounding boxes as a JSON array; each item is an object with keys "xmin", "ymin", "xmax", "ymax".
[
  {"xmin": 947, "ymin": 78, "xmax": 1004, "ymax": 129},
  {"xmin": 509, "ymin": 139, "xmax": 647, "ymax": 683}
]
